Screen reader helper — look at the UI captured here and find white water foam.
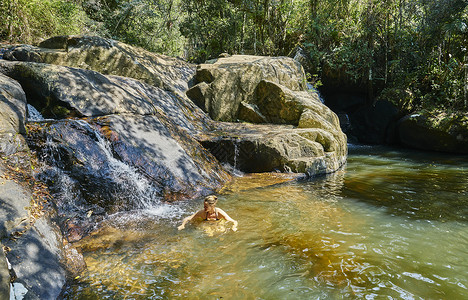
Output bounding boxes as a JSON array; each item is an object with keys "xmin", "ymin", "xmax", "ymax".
[
  {"xmin": 76, "ymin": 120, "xmax": 161, "ymax": 209},
  {"xmin": 27, "ymin": 104, "xmax": 44, "ymax": 121}
]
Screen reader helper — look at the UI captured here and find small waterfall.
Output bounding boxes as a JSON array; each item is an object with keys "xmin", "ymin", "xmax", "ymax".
[
  {"xmin": 75, "ymin": 120, "xmax": 159, "ymax": 209},
  {"xmin": 233, "ymin": 138, "xmax": 240, "ymax": 170},
  {"xmin": 316, "ymin": 89, "xmax": 325, "ymax": 104},
  {"xmin": 27, "ymin": 104, "xmax": 44, "ymax": 121},
  {"xmin": 306, "ymin": 83, "xmax": 325, "ymax": 104},
  {"xmin": 229, "ymin": 138, "xmax": 244, "ymax": 177}
]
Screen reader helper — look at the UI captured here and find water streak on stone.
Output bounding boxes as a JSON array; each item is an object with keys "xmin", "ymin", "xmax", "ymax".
[{"xmin": 27, "ymin": 104, "xmax": 44, "ymax": 121}]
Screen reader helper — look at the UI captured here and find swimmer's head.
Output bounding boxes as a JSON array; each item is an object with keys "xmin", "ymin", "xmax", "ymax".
[
  {"xmin": 204, "ymin": 195, "xmax": 218, "ymax": 205},
  {"xmin": 204, "ymin": 195, "xmax": 218, "ymax": 210}
]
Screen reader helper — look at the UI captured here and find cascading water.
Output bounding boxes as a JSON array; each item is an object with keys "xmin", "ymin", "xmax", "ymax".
[
  {"xmin": 27, "ymin": 104, "xmax": 44, "ymax": 121},
  {"xmin": 32, "ymin": 118, "xmax": 183, "ymax": 222},
  {"xmin": 233, "ymin": 138, "xmax": 239, "ymax": 170},
  {"xmin": 76, "ymin": 120, "xmax": 158, "ymax": 209},
  {"xmin": 229, "ymin": 138, "xmax": 244, "ymax": 177}
]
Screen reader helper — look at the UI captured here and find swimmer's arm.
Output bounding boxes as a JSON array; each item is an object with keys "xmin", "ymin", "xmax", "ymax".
[
  {"xmin": 178, "ymin": 210, "xmax": 204, "ymax": 230},
  {"xmin": 216, "ymin": 208, "xmax": 238, "ymax": 231}
]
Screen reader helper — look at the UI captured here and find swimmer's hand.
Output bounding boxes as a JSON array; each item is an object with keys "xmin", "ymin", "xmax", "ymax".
[
  {"xmin": 232, "ymin": 225, "xmax": 238, "ymax": 232},
  {"xmin": 177, "ymin": 224, "xmax": 185, "ymax": 231}
]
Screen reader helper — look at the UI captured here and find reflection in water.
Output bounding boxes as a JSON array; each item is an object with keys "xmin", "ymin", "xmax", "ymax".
[
  {"xmin": 344, "ymin": 145, "xmax": 468, "ymax": 221},
  {"xmin": 62, "ymin": 146, "xmax": 468, "ymax": 299}
]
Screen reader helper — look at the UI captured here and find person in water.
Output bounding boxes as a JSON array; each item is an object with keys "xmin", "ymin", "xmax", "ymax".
[{"xmin": 177, "ymin": 195, "xmax": 238, "ymax": 232}]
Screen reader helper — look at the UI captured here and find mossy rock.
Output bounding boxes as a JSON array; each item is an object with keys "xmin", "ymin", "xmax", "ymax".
[{"xmin": 397, "ymin": 111, "xmax": 468, "ymax": 154}]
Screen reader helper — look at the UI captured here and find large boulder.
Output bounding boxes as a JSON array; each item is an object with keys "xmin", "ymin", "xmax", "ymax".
[
  {"xmin": 0, "ymin": 73, "xmax": 27, "ymax": 134},
  {"xmin": 4, "ymin": 217, "xmax": 66, "ymax": 300},
  {"xmin": 3, "ymin": 35, "xmax": 195, "ymax": 95},
  {"xmin": 196, "ymin": 122, "xmax": 346, "ymax": 175},
  {"xmin": 187, "ymin": 55, "xmax": 347, "ymax": 175},
  {"xmin": 397, "ymin": 111, "xmax": 468, "ymax": 154},
  {"xmin": 187, "ymin": 55, "xmax": 307, "ymax": 122},
  {"xmin": 0, "ymin": 61, "xmax": 211, "ymax": 134}
]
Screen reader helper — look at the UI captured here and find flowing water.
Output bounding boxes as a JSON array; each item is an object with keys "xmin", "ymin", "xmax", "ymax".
[{"xmin": 62, "ymin": 145, "xmax": 468, "ymax": 299}]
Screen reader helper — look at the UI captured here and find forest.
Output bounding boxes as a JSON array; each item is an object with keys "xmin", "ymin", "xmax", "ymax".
[{"xmin": 1, "ymin": 0, "xmax": 467, "ymax": 113}]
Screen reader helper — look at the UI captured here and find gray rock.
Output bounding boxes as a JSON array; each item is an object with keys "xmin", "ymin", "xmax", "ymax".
[
  {"xmin": 0, "ymin": 60, "xmax": 158, "ymax": 118},
  {"xmin": 0, "ymin": 60, "xmax": 212, "ymax": 135},
  {"xmin": 0, "ymin": 160, "xmax": 66, "ymax": 300},
  {"xmin": 0, "ymin": 73, "xmax": 27, "ymax": 134},
  {"xmin": 0, "ymin": 164, "xmax": 30, "ymax": 240},
  {"xmin": 4, "ymin": 35, "xmax": 195, "ymax": 95},
  {"xmin": 0, "ymin": 249, "xmax": 9, "ymax": 300},
  {"xmin": 196, "ymin": 122, "xmax": 346, "ymax": 175},
  {"xmin": 4, "ymin": 217, "xmax": 65, "ymax": 300}
]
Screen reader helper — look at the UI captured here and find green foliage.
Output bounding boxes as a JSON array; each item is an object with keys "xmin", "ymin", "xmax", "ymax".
[
  {"xmin": 82, "ymin": 0, "xmax": 187, "ymax": 56},
  {"xmin": 299, "ymin": 0, "xmax": 468, "ymax": 112},
  {"xmin": 1, "ymin": 0, "xmax": 466, "ymax": 112},
  {"xmin": 0, "ymin": 0, "xmax": 88, "ymax": 44}
]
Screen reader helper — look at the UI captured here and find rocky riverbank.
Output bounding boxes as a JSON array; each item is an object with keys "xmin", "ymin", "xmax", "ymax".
[{"xmin": 0, "ymin": 35, "xmax": 347, "ymax": 298}]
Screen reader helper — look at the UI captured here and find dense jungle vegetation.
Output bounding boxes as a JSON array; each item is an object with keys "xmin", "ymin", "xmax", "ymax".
[{"xmin": 1, "ymin": 0, "xmax": 467, "ymax": 112}]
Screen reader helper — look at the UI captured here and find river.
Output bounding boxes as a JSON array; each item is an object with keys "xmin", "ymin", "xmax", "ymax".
[{"xmin": 61, "ymin": 145, "xmax": 468, "ymax": 299}]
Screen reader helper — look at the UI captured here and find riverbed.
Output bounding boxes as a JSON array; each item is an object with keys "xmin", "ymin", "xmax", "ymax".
[{"xmin": 62, "ymin": 145, "xmax": 468, "ymax": 299}]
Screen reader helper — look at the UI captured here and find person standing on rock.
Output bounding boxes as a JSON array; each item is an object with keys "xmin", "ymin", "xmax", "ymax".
[{"xmin": 177, "ymin": 195, "xmax": 238, "ymax": 233}]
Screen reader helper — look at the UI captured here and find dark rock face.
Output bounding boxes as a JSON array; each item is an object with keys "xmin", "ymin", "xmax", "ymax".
[
  {"xmin": 397, "ymin": 112, "xmax": 468, "ymax": 154},
  {"xmin": 348, "ymin": 100, "xmax": 400, "ymax": 144}
]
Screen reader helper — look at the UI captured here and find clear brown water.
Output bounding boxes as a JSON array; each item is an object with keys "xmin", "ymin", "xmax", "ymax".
[{"xmin": 62, "ymin": 146, "xmax": 468, "ymax": 299}]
